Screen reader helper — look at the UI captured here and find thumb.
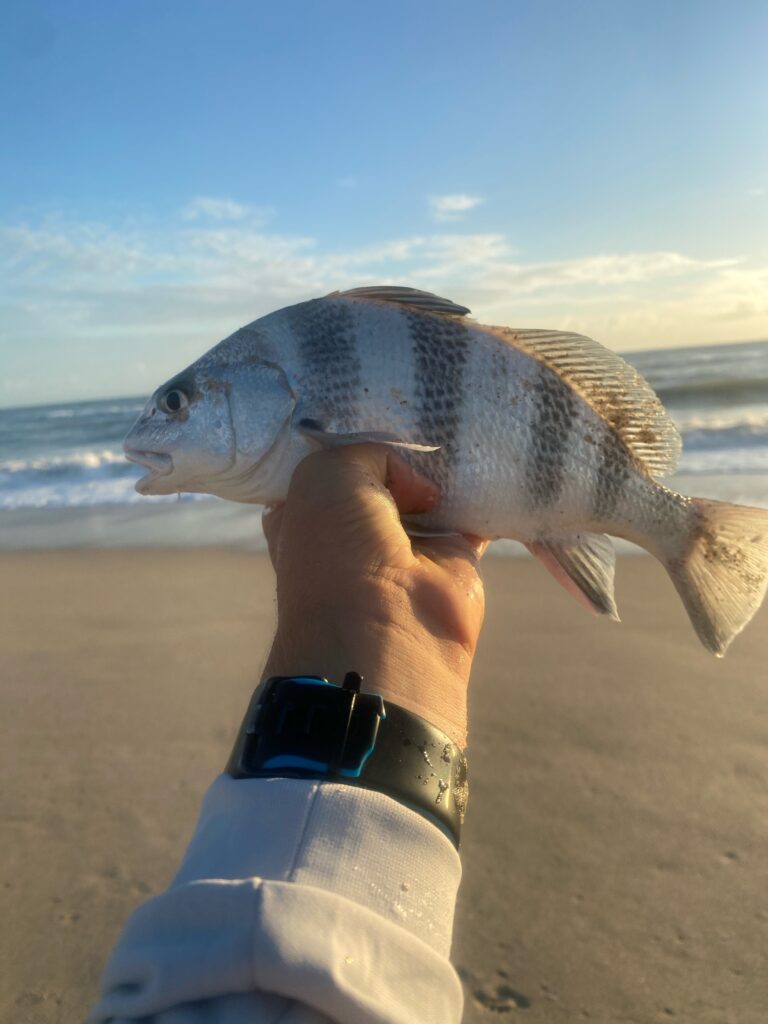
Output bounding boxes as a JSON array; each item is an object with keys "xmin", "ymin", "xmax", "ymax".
[
  {"xmin": 412, "ymin": 533, "xmax": 489, "ymax": 576},
  {"xmin": 381, "ymin": 449, "xmax": 441, "ymax": 516}
]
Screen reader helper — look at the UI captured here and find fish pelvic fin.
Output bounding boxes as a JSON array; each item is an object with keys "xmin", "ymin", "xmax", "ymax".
[
  {"xmin": 528, "ymin": 532, "xmax": 620, "ymax": 621},
  {"xmin": 662, "ymin": 498, "xmax": 768, "ymax": 656}
]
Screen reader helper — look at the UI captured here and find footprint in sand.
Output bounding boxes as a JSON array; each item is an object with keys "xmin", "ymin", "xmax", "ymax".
[{"xmin": 457, "ymin": 966, "xmax": 531, "ymax": 1014}]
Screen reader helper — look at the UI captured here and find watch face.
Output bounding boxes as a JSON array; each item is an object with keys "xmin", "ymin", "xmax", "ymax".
[
  {"xmin": 228, "ymin": 677, "xmax": 462, "ymax": 847},
  {"xmin": 241, "ymin": 677, "xmax": 384, "ymax": 778}
]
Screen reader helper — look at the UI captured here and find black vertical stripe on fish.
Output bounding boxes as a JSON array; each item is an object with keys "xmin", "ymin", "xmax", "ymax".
[
  {"xmin": 592, "ymin": 425, "xmax": 632, "ymax": 521},
  {"xmin": 288, "ymin": 299, "xmax": 361, "ymax": 432},
  {"xmin": 525, "ymin": 365, "xmax": 579, "ymax": 509},
  {"xmin": 408, "ymin": 311, "xmax": 470, "ymax": 488}
]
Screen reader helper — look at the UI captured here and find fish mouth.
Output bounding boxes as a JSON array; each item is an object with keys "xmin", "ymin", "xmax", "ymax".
[{"xmin": 124, "ymin": 448, "xmax": 174, "ymax": 494}]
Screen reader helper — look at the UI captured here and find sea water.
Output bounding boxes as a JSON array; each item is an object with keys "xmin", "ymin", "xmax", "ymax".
[{"xmin": 1, "ymin": 340, "xmax": 766, "ymax": 548}]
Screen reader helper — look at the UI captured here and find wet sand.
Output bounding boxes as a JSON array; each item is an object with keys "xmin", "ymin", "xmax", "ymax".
[{"xmin": 1, "ymin": 550, "xmax": 767, "ymax": 1023}]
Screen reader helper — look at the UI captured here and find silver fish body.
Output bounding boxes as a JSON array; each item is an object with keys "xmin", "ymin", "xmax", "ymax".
[{"xmin": 125, "ymin": 286, "xmax": 768, "ymax": 655}]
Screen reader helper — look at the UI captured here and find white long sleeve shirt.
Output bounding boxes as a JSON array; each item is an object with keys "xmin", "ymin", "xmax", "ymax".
[{"xmin": 89, "ymin": 776, "xmax": 464, "ymax": 1023}]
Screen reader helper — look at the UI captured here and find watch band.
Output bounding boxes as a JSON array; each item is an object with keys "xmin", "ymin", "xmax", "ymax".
[{"xmin": 225, "ymin": 673, "xmax": 467, "ymax": 847}]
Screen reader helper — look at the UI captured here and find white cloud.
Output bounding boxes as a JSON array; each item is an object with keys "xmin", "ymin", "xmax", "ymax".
[
  {"xmin": 467, "ymin": 251, "xmax": 736, "ymax": 298},
  {"xmin": 1, "ymin": 204, "xmax": 767, "ymax": 405},
  {"xmin": 0, "ymin": 222, "xmax": 156, "ymax": 277},
  {"xmin": 428, "ymin": 194, "xmax": 484, "ymax": 222},
  {"xmin": 180, "ymin": 196, "xmax": 272, "ymax": 223}
]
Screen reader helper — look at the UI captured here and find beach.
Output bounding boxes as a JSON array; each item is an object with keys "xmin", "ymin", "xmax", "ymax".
[
  {"xmin": 2, "ymin": 549, "xmax": 767, "ymax": 1023},
  {"xmin": 4, "ymin": 4, "xmax": 768, "ymax": 1021}
]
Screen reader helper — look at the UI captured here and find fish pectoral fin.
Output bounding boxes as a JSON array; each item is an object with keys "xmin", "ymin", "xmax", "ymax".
[
  {"xmin": 527, "ymin": 532, "xmax": 620, "ymax": 621},
  {"xmin": 298, "ymin": 420, "xmax": 440, "ymax": 453}
]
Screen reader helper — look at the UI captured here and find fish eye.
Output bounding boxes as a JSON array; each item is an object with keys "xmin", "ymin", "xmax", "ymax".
[{"xmin": 162, "ymin": 388, "xmax": 189, "ymax": 414}]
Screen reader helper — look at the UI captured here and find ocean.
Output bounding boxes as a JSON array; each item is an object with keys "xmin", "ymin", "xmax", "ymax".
[{"xmin": 1, "ymin": 340, "xmax": 767, "ymax": 549}]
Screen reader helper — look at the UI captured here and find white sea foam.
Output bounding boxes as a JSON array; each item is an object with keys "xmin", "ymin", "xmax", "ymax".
[
  {"xmin": 673, "ymin": 405, "xmax": 768, "ymax": 433},
  {"xmin": 0, "ymin": 476, "xmax": 210, "ymax": 510},
  {"xmin": 0, "ymin": 447, "xmax": 198, "ymax": 509},
  {"xmin": 677, "ymin": 447, "xmax": 768, "ymax": 474},
  {"xmin": 0, "ymin": 448, "xmax": 127, "ymax": 474},
  {"xmin": 1, "ymin": 343, "xmax": 767, "ymax": 524},
  {"xmin": 43, "ymin": 402, "xmax": 144, "ymax": 420}
]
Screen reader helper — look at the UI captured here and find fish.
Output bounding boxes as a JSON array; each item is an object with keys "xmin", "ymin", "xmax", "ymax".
[{"xmin": 124, "ymin": 285, "xmax": 768, "ymax": 656}]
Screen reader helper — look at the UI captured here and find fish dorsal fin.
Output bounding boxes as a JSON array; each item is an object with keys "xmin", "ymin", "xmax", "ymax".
[
  {"xmin": 331, "ymin": 286, "xmax": 470, "ymax": 317},
  {"xmin": 495, "ymin": 328, "xmax": 682, "ymax": 477}
]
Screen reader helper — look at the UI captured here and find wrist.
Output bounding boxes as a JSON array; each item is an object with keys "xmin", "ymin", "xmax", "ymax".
[
  {"xmin": 265, "ymin": 600, "xmax": 469, "ymax": 746},
  {"xmin": 226, "ymin": 672, "xmax": 468, "ymax": 846}
]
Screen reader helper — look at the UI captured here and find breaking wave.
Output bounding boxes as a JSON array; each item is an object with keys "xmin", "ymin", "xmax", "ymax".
[
  {"xmin": 628, "ymin": 338, "xmax": 768, "ymax": 409},
  {"xmin": 0, "ymin": 447, "xmax": 210, "ymax": 509},
  {"xmin": 1, "ymin": 340, "xmax": 767, "ymax": 510}
]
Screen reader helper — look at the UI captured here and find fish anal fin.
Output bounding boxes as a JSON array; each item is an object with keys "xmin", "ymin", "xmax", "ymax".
[
  {"xmin": 298, "ymin": 419, "xmax": 440, "ymax": 453},
  {"xmin": 491, "ymin": 327, "xmax": 682, "ymax": 478},
  {"xmin": 528, "ymin": 532, "xmax": 620, "ymax": 621},
  {"xmin": 330, "ymin": 286, "xmax": 470, "ymax": 318}
]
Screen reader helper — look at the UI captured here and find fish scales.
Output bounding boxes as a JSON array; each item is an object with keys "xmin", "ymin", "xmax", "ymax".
[
  {"xmin": 592, "ymin": 424, "xmax": 634, "ymax": 521},
  {"xmin": 124, "ymin": 285, "xmax": 768, "ymax": 655},
  {"xmin": 288, "ymin": 299, "xmax": 362, "ymax": 433},
  {"xmin": 320, "ymin": 300, "xmax": 419, "ymax": 439},
  {"xmin": 408, "ymin": 309, "xmax": 470, "ymax": 500},
  {"xmin": 524, "ymin": 364, "xmax": 580, "ymax": 512}
]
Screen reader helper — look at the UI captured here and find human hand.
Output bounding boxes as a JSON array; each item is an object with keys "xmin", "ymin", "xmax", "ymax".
[{"xmin": 262, "ymin": 445, "xmax": 487, "ymax": 746}]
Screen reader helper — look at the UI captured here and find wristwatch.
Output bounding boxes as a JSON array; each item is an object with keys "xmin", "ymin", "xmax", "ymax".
[{"xmin": 225, "ymin": 672, "xmax": 467, "ymax": 847}]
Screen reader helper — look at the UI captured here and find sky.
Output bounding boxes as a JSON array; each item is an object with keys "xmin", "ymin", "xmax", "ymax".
[{"xmin": 1, "ymin": 0, "xmax": 767, "ymax": 408}]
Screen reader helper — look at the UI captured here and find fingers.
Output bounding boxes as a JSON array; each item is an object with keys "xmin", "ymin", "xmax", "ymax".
[
  {"xmin": 382, "ymin": 450, "xmax": 440, "ymax": 516},
  {"xmin": 272, "ymin": 447, "xmax": 490, "ymax": 575},
  {"xmin": 264, "ymin": 446, "xmax": 442, "ymax": 573},
  {"xmin": 289, "ymin": 444, "xmax": 440, "ymax": 517}
]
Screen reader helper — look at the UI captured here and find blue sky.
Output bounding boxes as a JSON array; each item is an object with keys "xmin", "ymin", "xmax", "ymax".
[{"xmin": 1, "ymin": 0, "xmax": 767, "ymax": 407}]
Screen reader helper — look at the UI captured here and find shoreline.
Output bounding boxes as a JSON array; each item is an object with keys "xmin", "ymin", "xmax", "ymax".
[{"xmin": 2, "ymin": 469, "xmax": 767, "ymax": 552}]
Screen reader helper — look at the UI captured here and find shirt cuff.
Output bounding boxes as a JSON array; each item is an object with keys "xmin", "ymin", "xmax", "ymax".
[{"xmin": 90, "ymin": 776, "xmax": 463, "ymax": 1024}]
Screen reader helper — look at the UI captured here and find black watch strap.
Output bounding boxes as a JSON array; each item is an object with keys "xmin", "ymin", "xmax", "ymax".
[{"xmin": 225, "ymin": 673, "xmax": 467, "ymax": 847}]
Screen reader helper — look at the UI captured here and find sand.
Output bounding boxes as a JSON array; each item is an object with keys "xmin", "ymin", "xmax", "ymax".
[{"xmin": 1, "ymin": 550, "xmax": 767, "ymax": 1024}]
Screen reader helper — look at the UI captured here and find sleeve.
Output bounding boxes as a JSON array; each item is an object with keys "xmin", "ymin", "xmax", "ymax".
[{"xmin": 88, "ymin": 776, "xmax": 464, "ymax": 1024}]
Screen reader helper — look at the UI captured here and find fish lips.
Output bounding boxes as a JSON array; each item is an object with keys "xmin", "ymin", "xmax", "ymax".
[{"xmin": 124, "ymin": 448, "xmax": 175, "ymax": 494}]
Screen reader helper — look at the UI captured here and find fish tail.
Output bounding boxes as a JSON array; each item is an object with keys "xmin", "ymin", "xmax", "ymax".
[{"xmin": 660, "ymin": 497, "xmax": 768, "ymax": 656}]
